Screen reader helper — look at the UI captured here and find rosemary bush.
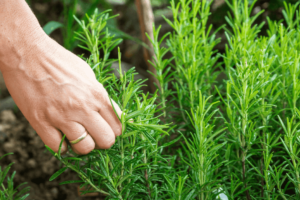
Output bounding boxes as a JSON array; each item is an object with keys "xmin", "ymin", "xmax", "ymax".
[{"xmin": 46, "ymin": 0, "xmax": 300, "ymax": 199}]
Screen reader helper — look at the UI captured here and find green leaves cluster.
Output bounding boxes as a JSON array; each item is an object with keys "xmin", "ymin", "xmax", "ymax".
[
  {"xmin": 150, "ymin": 0, "xmax": 300, "ymax": 199},
  {"xmin": 150, "ymin": 0, "xmax": 227, "ymax": 199},
  {"xmin": 217, "ymin": 0, "xmax": 300, "ymax": 199},
  {"xmin": 0, "ymin": 153, "xmax": 30, "ymax": 200}
]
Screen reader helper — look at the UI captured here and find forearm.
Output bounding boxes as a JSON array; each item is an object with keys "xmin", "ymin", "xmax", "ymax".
[{"xmin": 0, "ymin": 0, "xmax": 52, "ymax": 72}]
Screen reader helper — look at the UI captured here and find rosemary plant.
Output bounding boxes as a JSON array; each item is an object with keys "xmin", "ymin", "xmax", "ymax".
[
  {"xmin": 163, "ymin": 0, "xmax": 223, "ymax": 131},
  {"xmin": 146, "ymin": 1, "xmax": 228, "ymax": 199},
  {"xmin": 0, "ymin": 153, "xmax": 30, "ymax": 200},
  {"xmin": 219, "ymin": 0, "xmax": 300, "ymax": 199},
  {"xmin": 220, "ymin": 0, "xmax": 269, "ymax": 198}
]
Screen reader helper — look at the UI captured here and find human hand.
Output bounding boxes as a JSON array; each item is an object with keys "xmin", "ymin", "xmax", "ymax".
[{"xmin": 1, "ymin": 33, "xmax": 122, "ymax": 155}]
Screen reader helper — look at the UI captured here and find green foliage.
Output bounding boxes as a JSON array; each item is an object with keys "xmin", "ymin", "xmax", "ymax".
[
  {"xmin": 146, "ymin": 25, "xmax": 174, "ymax": 117},
  {"xmin": 151, "ymin": 1, "xmax": 228, "ymax": 199},
  {"xmin": 219, "ymin": 0, "xmax": 300, "ymax": 199},
  {"xmin": 45, "ymin": 0, "xmax": 300, "ymax": 199},
  {"xmin": 73, "ymin": 8, "xmax": 122, "ymax": 84},
  {"xmin": 0, "ymin": 153, "xmax": 30, "ymax": 200}
]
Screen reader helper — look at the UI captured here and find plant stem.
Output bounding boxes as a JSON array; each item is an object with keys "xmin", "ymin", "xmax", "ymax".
[
  {"xmin": 60, "ymin": 158, "xmax": 110, "ymax": 196},
  {"xmin": 242, "ymin": 151, "xmax": 251, "ymax": 200},
  {"xmin": 121, "ymin": 137, "xmax": 124, "ymax": 178},
  {"xmin": 279, "ymin": 191, "xmax": 289, "ymax": 200},
  {"xmin": 140, "ymin": 133, "xmax": 151, "ymax": 197},
  {"xmin": 242, "ymin": 111, "xmax": 251, "ymax": 200},
  {"xmin": 130, "ymin": 151, "xmax": 134, "ymax": 176},
  {"xmin": 294, "ymin": 163, "xmax": 300, "ymax": 196},
  {"xmin": 260, "ymin": 157, "xmax": 264, "ymax": 198},
  {"xmin": 261, "ymin": 94, "xmax": 268, "ymax": 199},
  {"xmin": 1, "ymin": 183, "xmax": 10, "ymax": 200},
  {"xmin": 144, "ymin": 147, "xmax": 151, "ymax": 197},
  {"xmin": 109, "ymin": 161, "xmax": 117, "ymax": 178}
]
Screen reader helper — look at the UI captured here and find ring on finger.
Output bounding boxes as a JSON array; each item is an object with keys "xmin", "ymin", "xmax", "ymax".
[{"xmin": 69, "ymin": 130, "xmax": 88, "ymax": 144}]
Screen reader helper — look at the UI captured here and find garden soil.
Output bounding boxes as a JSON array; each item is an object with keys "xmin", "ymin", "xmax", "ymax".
[{"xmin": 0, "ymin": 107, "xmax": 106, "ymax": 200}]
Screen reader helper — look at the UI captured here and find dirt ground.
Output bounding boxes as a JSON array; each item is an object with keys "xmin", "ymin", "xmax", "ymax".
[{"xmin": 0, "ymin": 102, "xmax": 105, "ymax": 200}]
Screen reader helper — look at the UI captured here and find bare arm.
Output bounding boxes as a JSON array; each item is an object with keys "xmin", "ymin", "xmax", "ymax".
[{"xmin": 0, "ymin": 0, "xmax": 53, "ymax": 72}]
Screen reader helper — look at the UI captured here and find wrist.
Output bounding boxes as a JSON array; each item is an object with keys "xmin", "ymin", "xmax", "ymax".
[
  {"xmin": 0, "ymin": 0, "xmax": 53, "ymax": 73},
  {"xmin": 0, "ymin": 31, "xmax": 60, "ymax": 75}
]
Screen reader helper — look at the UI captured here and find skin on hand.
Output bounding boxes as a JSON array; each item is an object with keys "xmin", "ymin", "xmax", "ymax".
[{"xmin": 0, "ymin": 0, "xmax": 122, "ymax": 155}]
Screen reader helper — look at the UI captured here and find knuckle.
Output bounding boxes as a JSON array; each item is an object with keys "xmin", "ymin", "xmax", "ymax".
[
  {"xmin": 30, "ymin": 109, "xmax": 47, "ymax": 124},
  {"xmin": 67, "ymin": 95, "xmax": 89, "ymax": 111},
  {"xmin": 93, "ymin": 82, "xmax": 108, "ymax": 99}
]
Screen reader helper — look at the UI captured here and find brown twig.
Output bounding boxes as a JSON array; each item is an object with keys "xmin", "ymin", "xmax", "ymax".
[
  {"xmin": 135, "ymin": 0, "xmax": 160, "ymax": 93},
  {"xmin": 145, "ymin": 170, "xmax": 151, "ymax": 197}
]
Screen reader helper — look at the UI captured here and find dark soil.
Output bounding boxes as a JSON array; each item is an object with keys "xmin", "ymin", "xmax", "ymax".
[{"xmin": 0, "ymin": 108, "xmax": 105, "ymax": 200}]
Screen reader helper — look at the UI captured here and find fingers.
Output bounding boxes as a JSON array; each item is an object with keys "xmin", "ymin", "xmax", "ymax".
[
  {"xmin": 92, "ymin": 81, "xmax": 122, "ymax": 137},
  {"xmin": 81, "ymin": 111, "xmax": 116, "ymax": 149},
  {"xmin": 33, "ymin": 123, "xmax": 68, "ymax": 154},
  {"xmin": 58, "ymin": 122, "xmax": 95, "ymax": 155},
  {"xmin": 101, "ymin": 99, "xmax": 123, "ymax": 137}
]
